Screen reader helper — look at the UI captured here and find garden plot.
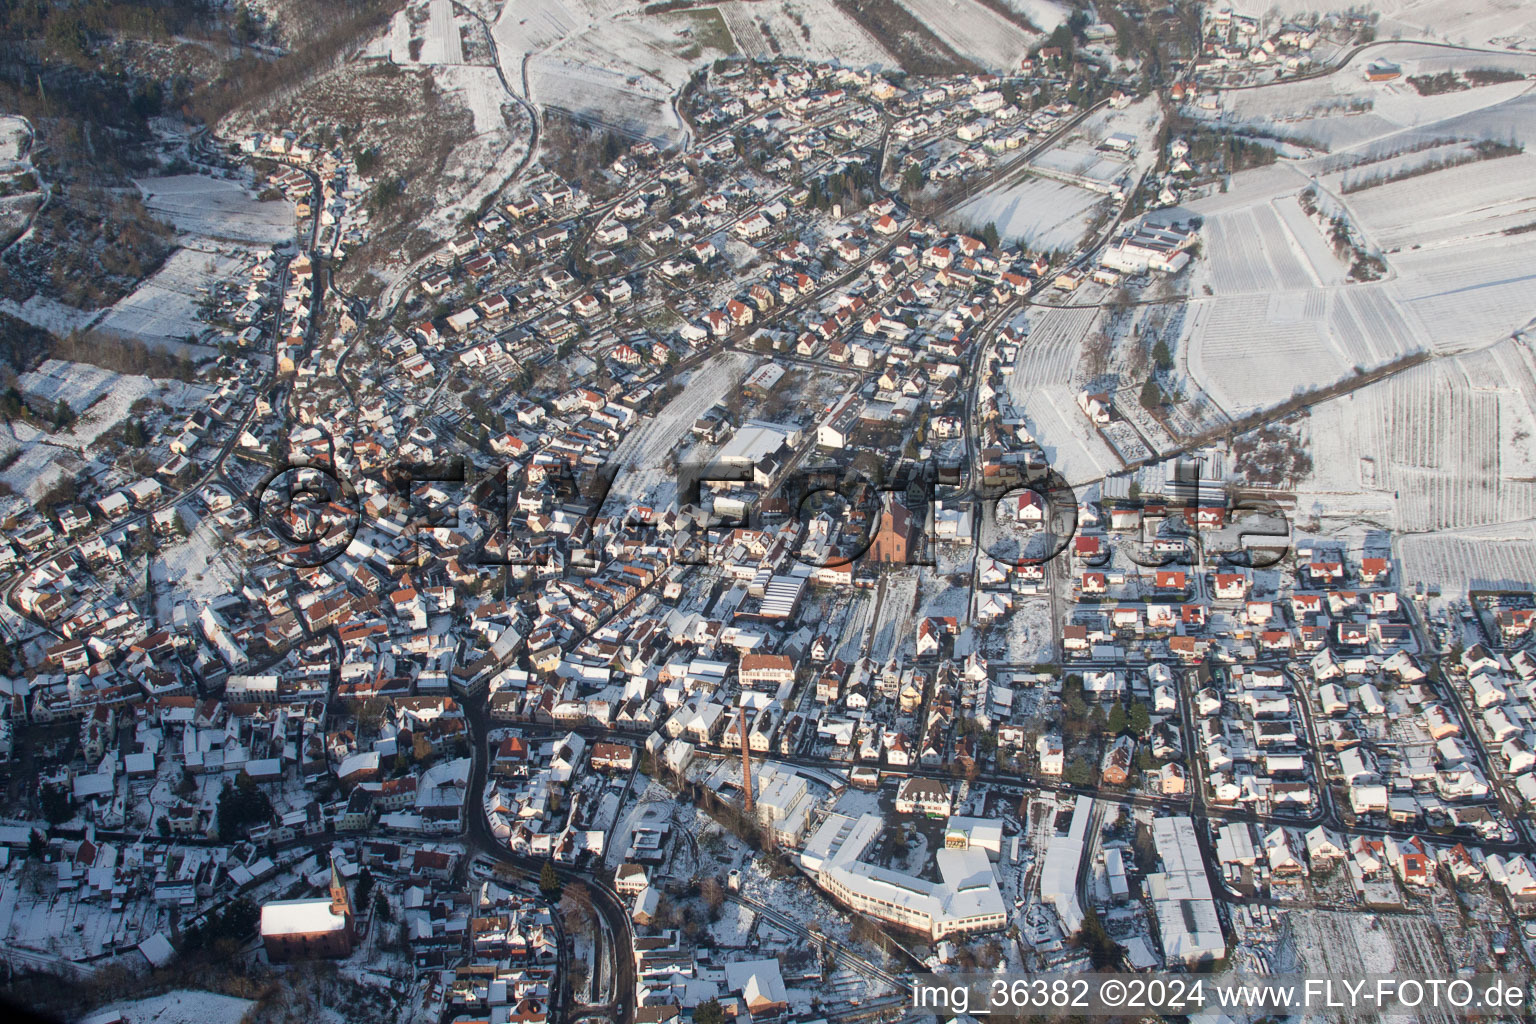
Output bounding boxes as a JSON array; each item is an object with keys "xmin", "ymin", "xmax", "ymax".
[
  {"xmin": 950, "ymin": 175, "xmax": 1106, "ymax": 252},
  {"xmin": 604, "ymin": 350, "xmax": 754, "ymax": 511},
  {"xmin": 95, "ymin": 246, "xmax": 244, "ymax": 349},
  {"xmin": 717, "ymin": 0, "xmax": 895, "ymax": 67},
  {"xmin": 1283, "ymin": 908, "xmax": 1400, "ymax": 976},
  {"xmin": 832, "ymin": 590, "xmax": 873, "ymax": 662},
  {"xmin": 985, "ymin": 596, "xmax": 1052, "ymax": 665},
  {"xmin": 895, "ymin": 0, "xmax": 1038, "ymax": 71},
  {"xmin": 869, "ymin": 571, "xmax": 919, "ymax": 664},
  {"xmin": 136, "ymin": 174, "xmax": 295, "ymax": 246},
  {"xmin": 156, "ymin": 508, "xmax": 243, "ymax": 618}
]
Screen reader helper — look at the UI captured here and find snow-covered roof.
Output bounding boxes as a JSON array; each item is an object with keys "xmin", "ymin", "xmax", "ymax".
[{"xmin": 260, "ymin": 898, "xmax": 346, "ymax": 937}]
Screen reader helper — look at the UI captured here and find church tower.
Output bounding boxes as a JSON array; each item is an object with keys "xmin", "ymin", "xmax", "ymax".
[{"xmin": 328, "ymin": 854, "xmax": 354, "ymax": 936}]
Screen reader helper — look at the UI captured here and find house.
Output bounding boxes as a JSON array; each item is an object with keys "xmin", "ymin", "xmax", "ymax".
[{"xmin": 894, "ymin": 777, "xmax": 952, "ymax": 817}]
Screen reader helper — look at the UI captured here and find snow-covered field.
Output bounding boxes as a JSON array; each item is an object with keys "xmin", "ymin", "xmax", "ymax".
[
  {"xmin": 1301, "ymin": 335, "xmax": 1536, "ymax": 533},
  {"xmin": 717, "ymin": 0, "xmax": 895, "ymax": 67},
  {"xmin": 422, "ymin": 0, "xmax": 466, "ymax": 65},
  {"xmin": 136, "ymin": 174, "xmax": 296, "ymax": 246},
  {"xmin": 951, "ymin": 175, "xmax": 1106, "ymax": 252},
  {"xmin": 157, "ymin": 506, "xmax": 242, "ymax": 616},
  {"xmin": 436, "ymin": 64, "xmax": 512, "ymax": 134},
  {"xmin": 1222, "ymin": 1, "xmax": 1536, "ymax": 51},
  {"xmin": 1398, "ymin": 523, "xmax": 1536, "ymax": 597},
  {"xmin": 869, "ymin": 571, "xmax": 919, "ymax": 664},
  {"xmin": 605, "ymin": 350, "xmax": 754, "ymax": 511},
  {"xmin": 1339, "ymin": 153, "xmax": 1536, "ymax": 346},
  {"xmin": 1007, "ymin": 305, "xmax": 1124, "ymax": 485},
  {"xmin": 1184, "ymin": 293, "xmax": 1350, "ymax": 416},
  {"xmin": 1196, "ymin": 45, "xmax": 1536, "ymax": 155},
  {"xmin": 86, "ymin": 990, "xmax": 254, "ymax": 1024},
  {"xmin": 492, "ymin": 0, "xmax": 730, "ymax": 141},
  {"xmin": 94, "ymin": 246, "xmax": 244, "ymax": 349},
  {"xmin": 0, "ymin": 114, "xmax": 28, "ymax": 162},
  {"xmin": 998, "ymin": 0, "xmax": 1070, "ymax": 33},
  {"xmin": 0, "ymin": 293, "xmax": 97, "ymax": 337},
  {"xmin": 895, "ymin": 0, "xmax": 1039, "ymax": 70}
]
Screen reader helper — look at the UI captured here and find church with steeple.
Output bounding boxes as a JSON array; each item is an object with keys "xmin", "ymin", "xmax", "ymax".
[{"xmin": 260, "ymin": 854, "xmax": 356, "ymax": 961}]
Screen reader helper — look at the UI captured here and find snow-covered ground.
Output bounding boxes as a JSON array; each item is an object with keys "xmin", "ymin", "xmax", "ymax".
[
  {"xmin": 436, "ymin": 64, "xmax": 512, "ymax": 134},
  {"xmin": 156, "ymin": 506, "xmax": 242, "ymax": 616},
  {"xmin": 951, "ymin": 175, "xmax": 1106, "ymax": 252},
  {"xmin": 717, "ymin": 0, "xmax": 895, "ymax": 68},
  {"xmin": 990, "ymin": 596, "xmax": 1053, "ymax": 664},
  {"xmin": 0, "ymin": 293, "xmax": 97, "ymax": 337},
  {"xmin": 492, "ymin": 0, "xmax": 733, "ymax": 142},
  {"xmin": 0, "ymin": 114, "xmax": 28, "ymax": 161},
  {"xmin": 895, "ymin": 0, "xmax": 1039, "ymax": 70},
  {"xmin": 94, "ymin": 245, "xmax": 245, "ymax": 349},
  {"xmin": 136, "ymin": 174, "xmax": 296, "ymax": 246},
  {"xmin": 84, "ymin": 990, "xmax": 254, "ymax": 1024},
  {"xmin": 1222, "ymin": 0, "xmax": 1536, "ymax": 51},
  {"xmin": 1, "ymin": 361, "xmax": 214, "ymax": 500},
  {"xmin": 1194, "ymin": 45, "xmax": 1536, "ymax": 155},
  {"xmin": 869, "ymin": 571, "xmax": 919, "ymax": 664},
  {"xmin": 605, "ymin": 350, "xmax": 754, "ymax": 511},
  {"xmin": 422, "ymin": 0, "xmax": 466, "ymax": 65},
  {"xmin": 1006, "ymin": 304, "xmax": 1123, "ymax": 485},
  {"xmin": 1300, "ymin": 334, "xmax": 1536, "ymax": 533},
  {"xmin": 998, "ymin": 0, "xmax": 1070, "ymax": 33}
]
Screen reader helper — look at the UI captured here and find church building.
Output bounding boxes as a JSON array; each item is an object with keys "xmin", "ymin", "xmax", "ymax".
[{"xmin": 260, "ymin": 856, "xmax": 355, "ymax": 961}]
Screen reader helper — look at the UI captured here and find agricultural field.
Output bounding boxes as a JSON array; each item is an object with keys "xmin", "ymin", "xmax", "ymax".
[
  {"xmin": 604, "ymin": 350, "xmax": 755, "ymax": 510},
  {"xmin": 717, "ymin": 0, "xmax": 895, "ymax": 66},
  {"xmin": 1335, "ymin": 153, "xmax": 1536, "ymax": 347},
  {"xmin": 135, "ymin": 174, "xmax": 296, "ymax": 246},
  {"xmin": 422, "ymin": 0, "xmax": 466, "ymax": 65},
  {"xmin": 1224, "ymin": 0, "xmax": 1536, "ymax": 51},
  {"xmin": 1398, "ymin": 523, "xmax": 1536, "ymax": 597},
  {"xmin": 1181, "ymin": 293, "xmax": 1349, "ymax": 416},
  {"xmin": 893, "ymin": 0, "xmax": 1039, "ymax": 71},
  {"xmin": 1006, "ymin": 304, "xmax": 1125, "ymax": 485},
  {"xmin": 491, "ymin": 0, "xmax": 735, "ymax": 141},
  {"xmin": 951, "ymin": 175, "xmax": 1106, "ymax": 252},
  {"xmin": 1194, "ymin": 44, "xmax": 1536, "ymax": 155},
  {"xmin": 94, "ymin": 247, "xmax": 249, "ymax": 350},
  {"xmin": 1301, "ymin": 335, "xmax": 1536, "ymax": 533},
  {"xmin": 996, "ymin": 0, "xmax": 1069, "ymax": 33}
]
